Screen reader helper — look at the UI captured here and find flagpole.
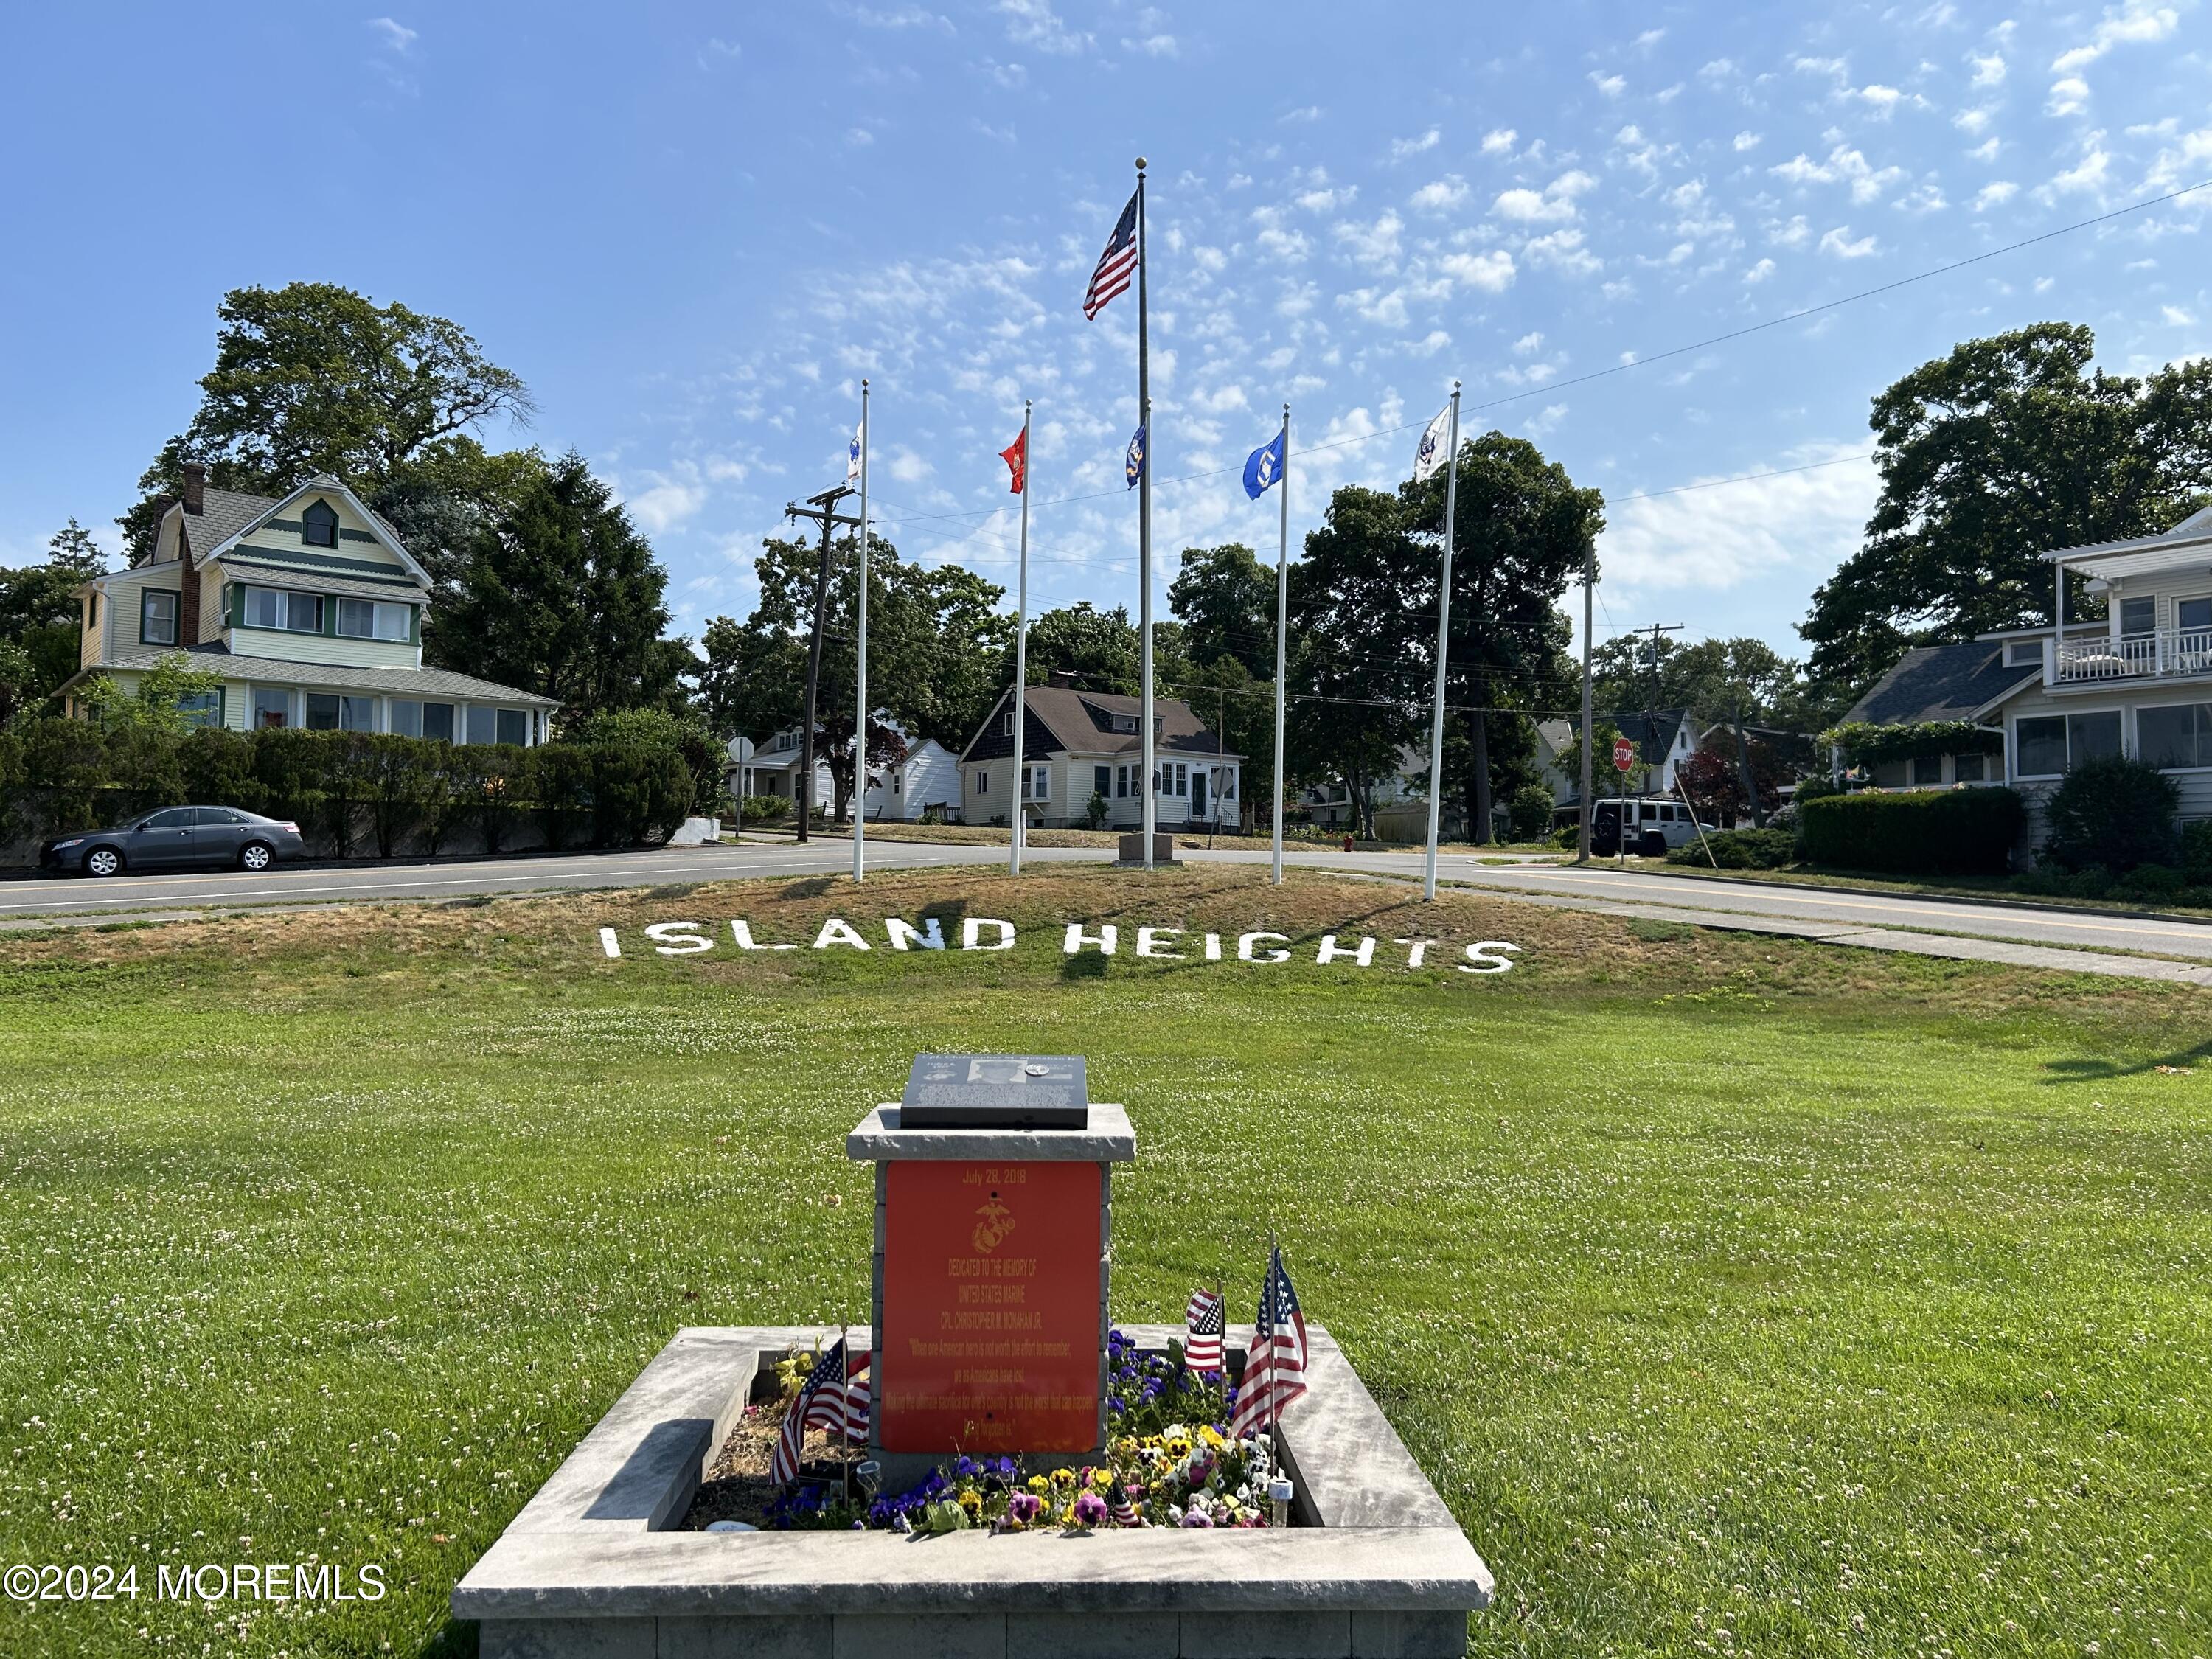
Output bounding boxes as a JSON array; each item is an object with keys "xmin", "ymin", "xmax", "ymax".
[
  {"xmin": 1271, "ymin": 403, "xmax": 1290, "ymax": 886},
  {"xmin": 854, "ymin": 380, "xmax": 870, "ymax": 886},
  {"xmin": 1011, "ymin": 400, "xmax": 1032, "ymax": 877},
  {"xmin": 1421, "ymin": 383, "xmax": 1461, "ymax": 902},
  {"xmin": 1135, "ymin": 156, "xmax": 1155, "ymax": 871}
]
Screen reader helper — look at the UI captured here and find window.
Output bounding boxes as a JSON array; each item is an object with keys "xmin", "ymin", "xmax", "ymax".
[
  {"xmin": 1173, "ymin": 762, "xmax": 1188, "ymax": 797},
  {"xmin": 1224, "ymin": 771, "xmax": 1237, "ymax": 800},
  {"xmin": 305, "ymin": 692, "xmax": 341, "ymax": 731},
  {"xmin": 335, "ymin": 598, "xmax": 411, "ymax": 641},
  {"xmin": 340, "ymin": 696, "xmax": 376, "ymax": 733},
  {"xmin": 1871, "ymin": 759, "xmax": 1910, "ymax": 787},
  {"xmin": 2139, "ymin": 703, "xmax": 2212, "ymax": 770},
  {"xmin": 2004, "ymin": 639, "xmax": 2043, "ymax": 667},
  {"xmin": 389, "ymin": 699, "xmax": 422, "ymax": 739},
  {"xmin": 243, "ymin": 587, "xmax": 322, "ymax": 633},
  {"xmin": 975, "ymin": 770, "xmax": 990, "ymax": 795},
  {"xmin": 1094, "ymin": 765, "xmax": 1111, "ymax": 799},
  {"xmin": 1953, "ymin": 751, "xmax": 1986, "ymax": 782},
  {"xmin": 302, "ymin": 500, "xmax": 339, "ymax": 548},
  {"xmin": 86, "ymin": 593, "xmax": 99, "ymax": 630},
  {"xmin": 251, "ymin": 688, "xmax": 290, "ymax": 730},
  {"xmin": 496, "ymin": 709, "xmax": 526, "ymax": 746},
  {"xmin": 195, "ymin": 807, "xmax": 247, "ymax": 826},
  {"xmin": 144, "ymin": 808, "xmax": 193, "ymax": 830},
  {"xmin": 1002, "ymin": 711, "xmax": 1015, "ymax": 736},
  {"xmin": 139, "ymin": 588, "xmax": 179, "ymax": 645},
  {"xmin": 2120, "ymin": 596, "xmax": 2157, "ymax": 636},
  {"xmin": 465, "ymin": 706, "xmax": 496, "ymax": 745},
  {"xmin": 1910, "ymin": 754, "xmax": 1944, "ymax": 786},
  {"xmin": 1113, "ymin": 714, "xmax": 1138, "ymax": 734},
  {"xmin": 1115, "ymin": 765, "xmax": 1129, "ymax": 798},
  {"xmin": 177, "ymin": 691, "xmax": 219, "ymax": 728},
  {"xmin": 2182, "ymin": 597, "xmax": 2212, "ymax": 636},
  {"xmin": 1023, "ymin": 764, "xmax": 1048, "ymax": 801},
  {"xmin": 2017, "ymin": 712, "xmax": 2121, "ymax": 775},
  {"xmin": 422, "ymin": 701, "xmax": 455, "ymax": 742}
]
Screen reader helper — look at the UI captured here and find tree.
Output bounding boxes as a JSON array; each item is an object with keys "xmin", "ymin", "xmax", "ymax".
[
  {"xmin": 1591, "ymin": 633, "xmax": 1804, "ymax": 726},
  {"xmin": 1802, "ymin": 322, "xmax": 2212, "ymax": 695},
  {"xmin": 1, "ymin": 520, "xmax": 110, "ymax": 723},
  {"xmin": 1012, "ymin": 601, "xmax": 1141, "ymax": 695},
  {"xmin": 1168, "ymin": 543, "xmax": 1276, "ymax": 678},
  {"xmin": 700, "ymin": 533, "xmax": 1011, "ymax": 819},
  {"xmin": 1677, "ymin": 741, "xmax": 1784, "ymax": 828},
  {"xmin": 1399, "ymin": 433, "xmax": 1599, "ymax": 843},
  {"xmin": 431, "ymin": 452, "xmax": 690, "ymax": 724},
  {"xmin": 120, "ymin": 282, "xmax": 534, "ymax": 562}
]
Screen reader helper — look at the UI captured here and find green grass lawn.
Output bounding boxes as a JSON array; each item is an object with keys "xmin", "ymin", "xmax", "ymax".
[{"xmin": 1, "ymin": 868, "xmax": 2207, "ymax": 1658}]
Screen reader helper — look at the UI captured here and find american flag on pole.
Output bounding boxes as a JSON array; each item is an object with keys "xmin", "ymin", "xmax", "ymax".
[
  {"xmin": 770, "ymin": 1340, "xmax": 871, "ymax": 1484},
  {"xmin": 1083, "ymin": 188, "xmax": 1140, "ymax": 319},
  {"xmin": 1184, "ymin": 1287, "xmax": 1225, "ymax": 1371},
  {"xmin": 1228, "ymin": 1247, "xmax": 1308, "ymax": 1441}
]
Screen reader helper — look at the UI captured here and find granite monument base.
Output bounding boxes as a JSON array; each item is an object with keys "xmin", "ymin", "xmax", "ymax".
[{"xmin": 453, "ymin": 1324, "xmax": 1492, "ymax": 1659}]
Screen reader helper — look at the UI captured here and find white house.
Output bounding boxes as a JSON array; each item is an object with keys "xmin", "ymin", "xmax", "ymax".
[
  {"xmin": 62, "ymin": 466, "xmax": 557, "ymax": 740},
  {"xmin": 1534, "ymin": 709, "xmax": 1697, "ymax": 804},
  {"xmin": 734, "ymin": 721, "xmax": 961, "ymax": 821},
  {"xmin": 958, "ymin": 678, "xmax": 1242, "ymax": 830},
  {"xmin": 1841, "ymin": 503, "xmax": 2212, "ymax": 826}
]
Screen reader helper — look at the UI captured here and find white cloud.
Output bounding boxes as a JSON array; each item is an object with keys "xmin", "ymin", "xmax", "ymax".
[
  {"xmin": 1733, "ymin": 131, "xmax": 1761, "ymax": 151},
  {"xmin": 1525, "ymin": 227, "xmax": 1602, "ymax": 276},
  {"xmin": 1743, "ymin": 257, "xmax": 1777, "ymax": 283},
  {"xmin": 1601, "ymin": 442, "xmax": 1880, "ymax": 599},
  {"xmin": 1391, "ymin": 127, "xmax": 1442, "ymax": 159},
  {"xmin": 1438, "ymin": 249, "xmax": 1516, "ymax": 291},
  {"xmin": 1334, "ymin": 210, "xmax": 1405, "ymax": 268},
  {"xmin": 1481, "ymin": 128, "xmax": 1517, "ymax": 155},
  {"xmin": 2047, "ymin": 134, "xmax": 2112, "ymax": 195},
  {"xmin": 2144, "ymin": 125, "xmax": 2212, "ymax": 191},
  {"xmin": 1255, "ymin": 225, "xmax": 1311, "ymax": 262},
  {"xmin": 1792, "ymin": 55, "xmax": 1848, "ymax": 77},
  {"xmin": 1590, "ymin": 72, "xmax": 1627, "ymax": 97},
  {"xmin": 1700, "ymin": 58, "xmax": 1735, "ymax": 80},
  {"xmin": 852, "ymin": 6, "xmax": 954, "ymax": 28},
  {"xmin": 629, "ymin": 475, "xmax": 710, "ymax": 533},
  {"xmin": 1972, "ymin": 180, "xmax": 2019, "ymax": 210},
  {"xmin": 1526, "ymin": 403, "xmax": 1568, "ymax": 437},
  {"xmin": 1767, "ymin": 215, "xmax": 1812, "ymax": 247},
  {"xmin": 1512, "ymin": 330, "xmax": 1545, "ymax": 355},
  {"xmin": 2163, "ymin": 305, "xmax": 2197, "ymax": 325},
  {"xmin": 2051, "ymin": 1, "xmax": 2180, "ymax": 74},
  {"xmin": 886, "ymin": 447, "xmax": 932, "ymax": 484},
  {"xmin": 367, "ymin": 15, "xmax": 417, "ymax": 50},
  {"xmin": 1769, "ymin": 145, "xmax": 1907, "ymax": 204},
  {"xmin": 1856, "ymin": 83, "xmax": 1907, "ymax": 114},
  {"xmin": 1409, "ymin": 176, "xmax": 1469, "ymax": 212},
  {"xmin": 1954, "ymin": 105, "xmax": 1994, "ymax": 134},
  {"xmin": 1966, "ymin": 136, "xmax": 2001, "ymax": 161},
  {"xmin": 2047, "ymin": 76, "xmax": 2090, "ymax": 116},
  {"xmin": 1492, "ymin": 169, "xmax": 1597, "ymax": 224},
  {"xmin": 1634, "ymin": 27, "xmax": 1665, "ymax": 48},
  {"xmin": 1338, "ymin": 285, "xmax": 1409, "ymax": 327},
  {"xmin": 1123, "ymin": 32, "xmax": 1177, "ymax": 55},
  {"xmin": 995, "ymin": 0, "xmax": 1090, "ymax": 55},
  {"xmin": 1279, "ymin": 105, "xmax": 1323, "ymax": 124},
  {"xmin": 1968, "ymin": 50, "xmax": 2005, "ymax": 86},
  {"xmin": 1819, "ymin": 225, "xmax": 1879, "ymax": 258}
]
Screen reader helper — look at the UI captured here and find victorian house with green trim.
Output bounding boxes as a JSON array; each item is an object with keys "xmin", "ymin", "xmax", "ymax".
[{"xmin": 63, "ymin": 465, "xmax": 556, "ymax": 742}]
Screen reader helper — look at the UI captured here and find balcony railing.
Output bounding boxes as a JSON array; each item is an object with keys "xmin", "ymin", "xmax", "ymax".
[{"xmin": 2053, "ymin": 628, "xmax": 2212, "ymax": 684}]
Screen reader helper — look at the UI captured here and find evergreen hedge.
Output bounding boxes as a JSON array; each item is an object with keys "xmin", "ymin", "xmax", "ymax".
[
  {"xmin": 0, "ymin": 719, "xmax": 692, "ymax": 860},
  {"xmin": 1797, "ymin": 787, "xmax": 2025, "ymax": 875}
]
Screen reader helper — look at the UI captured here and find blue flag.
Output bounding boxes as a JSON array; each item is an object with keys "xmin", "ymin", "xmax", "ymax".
[
  {"xmin": 1124, "ymin": 423, "xmax": 1147, "ymax": 490},
  {"xmin": 1243, "ymin": 429, "xmax": 1286, "ymax": 499}
]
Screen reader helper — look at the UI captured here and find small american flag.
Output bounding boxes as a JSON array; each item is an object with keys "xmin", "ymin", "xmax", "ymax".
[
  {"xmin": 1083, "ymin": 187, "xmax": 1140, "ymax": 319},
  {"xmin": 1184, "ymin": 1287, "xmax": 1224, "ymax": 1371},
  {"xmin": 771, "ymin": 1340, "xmax": 871, "ymax": 1484},
  {"xmin": 1228, "ymin": 1248, "xmax": 1308, "ymax": 1441}
]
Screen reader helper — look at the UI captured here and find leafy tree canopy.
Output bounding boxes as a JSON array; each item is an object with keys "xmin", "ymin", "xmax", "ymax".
[
  {"xmin": 121, "ymin": 282, "xmax": 535, "ymax": 563},
  {"xmin": 0, "ymin": 520, "xmax": 112, "ymax": 725},
  {"xmin": 1801, "ymin": 321, "xmax": 2212, "ymax": 695},
  {"xmin": 1168, "ymin": 543, "xmax": 1276, "ymax": 679}
]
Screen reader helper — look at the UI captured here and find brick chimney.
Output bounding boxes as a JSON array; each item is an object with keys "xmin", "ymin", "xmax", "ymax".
[
  {"xmin": 181, "ymin": 463, "xmax": 206, "ymax": 515},
  {"xmin": 1050, "ymin": 668, "xmax": 1082, "ymax": 689}
]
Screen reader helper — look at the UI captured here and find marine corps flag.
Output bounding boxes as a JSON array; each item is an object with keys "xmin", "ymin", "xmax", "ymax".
[{"xmin": 999, "ymin": 427, "xmax": 1027, "ymax": 495}]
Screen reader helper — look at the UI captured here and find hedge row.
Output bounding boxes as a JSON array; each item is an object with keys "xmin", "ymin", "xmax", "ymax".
[
  {"xmin": 1797, "ymin": 787, "xmax": 2025, "ymax": 876},
  {"xmin": 0, "ymin": 719, "xmax": 694, "ymax": 858}
]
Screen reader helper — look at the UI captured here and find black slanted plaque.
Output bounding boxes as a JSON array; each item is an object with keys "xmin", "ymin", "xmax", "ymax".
[{"xmin": 899, "ymin": 1054, "xmax": 1090, "ymax": 1129}]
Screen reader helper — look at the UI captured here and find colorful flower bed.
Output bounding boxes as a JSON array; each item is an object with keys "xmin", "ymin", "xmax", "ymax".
[{"xmin": 764, "ymin": 1329, "xmax": 1276, "ymax": 1531}]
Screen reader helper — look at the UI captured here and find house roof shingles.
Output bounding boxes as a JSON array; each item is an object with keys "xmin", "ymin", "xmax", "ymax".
[
  {"xmin": 1842, "ymin": 643, "xmax": 2038, "ymax": 726},
  {"xmin": 960, "ymin": 685, "xmax": 1240, "ymax": 763},
  {"xmin": 176, "ymin": 487, "xmax": 281, "ymax": 560}
]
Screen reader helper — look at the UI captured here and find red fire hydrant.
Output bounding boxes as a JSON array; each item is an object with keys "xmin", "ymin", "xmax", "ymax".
[{"xmin": 1341, "ymin": 833, "xmax": 1354, "ymax": 852}]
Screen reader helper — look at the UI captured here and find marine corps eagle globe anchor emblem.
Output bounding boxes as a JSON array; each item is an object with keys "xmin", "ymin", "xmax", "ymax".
[{"xmin": 972, "ymin": 1198, "xmax": 1016, "ymax": 1253}]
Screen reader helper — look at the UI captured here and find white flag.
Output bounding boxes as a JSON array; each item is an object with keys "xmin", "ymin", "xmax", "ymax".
[
  {"xmin": 845, "ymin": 424, "xmax": 863, "ymax": 484},
  {"xmin": 1412, "ymin": 405, "xmax": 1452, "ymax": 483}
]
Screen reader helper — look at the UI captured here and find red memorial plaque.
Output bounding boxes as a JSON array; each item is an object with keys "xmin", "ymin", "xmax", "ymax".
[{"xmin": 877, "ymin": 1159, "xmax": 1102, "ymax": 1455}]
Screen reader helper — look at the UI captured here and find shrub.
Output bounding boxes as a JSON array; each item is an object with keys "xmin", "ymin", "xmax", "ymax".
[
  {"xmin": 1084, "ymin": 790, "xmax": 1110, "ymax": 831},
  {"xmin": 2185, "ymin": 818, "xmax": 2212, "ymax": 882},
  {"xmin": 2042, "ymin": 753, "xmax": 2179, "ymax": 872},
  {"xmin": 1508, "ymin": 784, "xmax": 1554, "ymax": 843},
  {"xmin": 1666, "ymin": 827, "xmax": 1798, "ymax": 869},
  {"xmin": 2115, "ymin": 863, "xmax": 2185, "ymax": 901},
  {"xmin": 738, "ymin": 793, "xmax": 789, "ymax": 825},
  {"xmin": 1798, "ymin": 787, "xmax": 2025, "ymax": 875}
]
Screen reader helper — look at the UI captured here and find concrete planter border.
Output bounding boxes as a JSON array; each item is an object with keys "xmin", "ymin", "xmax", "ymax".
[{"xmin": 454, "ymin": 1323, "xmax": 1491, "ymax": 1658}]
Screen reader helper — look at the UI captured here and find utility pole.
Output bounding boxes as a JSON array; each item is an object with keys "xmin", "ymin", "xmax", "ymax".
[
  {"xmin": 1576, "ymin": 542, "xmax": 1595, "ymax": 864},
  {"xmin": 785, "ymin": 484, "xmax": 860, "ymax": 846},
  {"xmin": 1638, "ymin": 622, "xmax": 1683, "ymax": 799}
]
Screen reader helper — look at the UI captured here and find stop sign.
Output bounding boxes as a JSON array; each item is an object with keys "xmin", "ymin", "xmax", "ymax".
[{"xmin": 1612, "ymin": 736, "xmax": 1637, "ymax": 772}]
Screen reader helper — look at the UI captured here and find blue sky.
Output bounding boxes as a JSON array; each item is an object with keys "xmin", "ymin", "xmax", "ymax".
[{"xmin": 3, "ymin": 1, "xmax": 2208, "ymax": 663}]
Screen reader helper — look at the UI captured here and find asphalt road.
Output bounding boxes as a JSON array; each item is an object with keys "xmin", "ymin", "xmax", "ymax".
[{"xmin": 9, "ymin": 838, "xmax": 2212, "ymax": 964}]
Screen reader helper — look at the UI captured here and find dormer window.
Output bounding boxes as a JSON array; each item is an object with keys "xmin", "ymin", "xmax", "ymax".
[{"xmin": 302, "ymin": 500, "xmax": 340, "ymax": 549}]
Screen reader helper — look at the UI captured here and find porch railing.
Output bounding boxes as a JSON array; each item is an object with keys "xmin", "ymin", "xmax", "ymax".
[{"xmin": 2053, "ymin": 627, "xmax": 2212, "ymax": 683}]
